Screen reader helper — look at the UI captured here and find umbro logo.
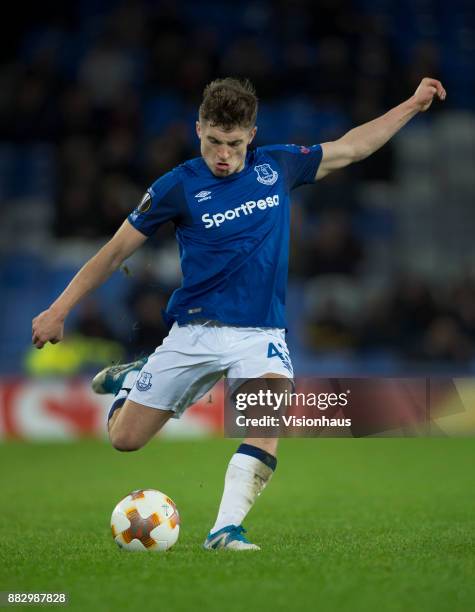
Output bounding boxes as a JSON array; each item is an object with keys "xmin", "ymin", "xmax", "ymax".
[{"xmin": 195, "ymin": 190, "xmax": 212, "ymax": 203}]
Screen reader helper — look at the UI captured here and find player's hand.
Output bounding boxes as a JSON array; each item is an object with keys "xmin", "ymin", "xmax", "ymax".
[
  {"xmin": 413, "ymin": 78, "xmax": 446, "ymax": 112},
  {"xmin": 32, "ymin": 309, "xmax": 65, "ymax": 349}
]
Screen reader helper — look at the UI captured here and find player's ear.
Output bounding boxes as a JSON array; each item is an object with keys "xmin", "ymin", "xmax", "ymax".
[
  {"xmin": 248, "ymin": 126, "xmax": 257, "ymax": 144},
  {"xmin": 196, "ymin": 121, "xmax": 201, "ymax": 139}
]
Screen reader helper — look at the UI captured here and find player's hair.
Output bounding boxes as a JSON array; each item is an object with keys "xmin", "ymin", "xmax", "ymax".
[{"xmin": 199, "ymin": 77, "xmax": 258, "ymax": 130}]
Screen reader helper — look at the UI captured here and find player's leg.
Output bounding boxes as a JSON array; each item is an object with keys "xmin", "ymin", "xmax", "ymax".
[
  {"xmin": 204, "ymin": 373, "xmax": 290, "ymax": 550},
  {"xmin": 93, "ymin": 322, "xmax": 224, "ymax": 452},
  {"xmin": 108, "ymin": 398, "xmax": 173, "ymax": 451},
  {"xmin": 92, "ymin": 357, "xmax": 172, "ymax": 450}
]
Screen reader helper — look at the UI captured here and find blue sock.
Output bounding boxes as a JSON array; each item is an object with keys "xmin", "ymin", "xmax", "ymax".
[
  {"xmin": 108, "ymin": 396, "xmax": 126, "ymax": 422},
  {"xmin": 236, "ymin": 443, "xmax": 277, "ymax": 471}
]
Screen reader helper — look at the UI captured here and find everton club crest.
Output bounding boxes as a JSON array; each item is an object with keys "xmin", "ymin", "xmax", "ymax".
[
  {"xmin": 136, "ymin": 371, "xmax": 153, "ymax": 392},
  {"xmin": 254, "ymin": 164, "xmax": 278, "ymax": 186}
]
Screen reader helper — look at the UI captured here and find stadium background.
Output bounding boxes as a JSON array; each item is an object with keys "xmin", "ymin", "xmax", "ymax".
[
  {"xmin": 1, "ymin": 0, "xmax": 474, "ymax": 439},
  {"xmin": 2, "ymin": 0, "xmax": 475, "ymax": 377},
  {"xmin": 1, "ymin": 3, "xmax": 474, "ymax": 611}
]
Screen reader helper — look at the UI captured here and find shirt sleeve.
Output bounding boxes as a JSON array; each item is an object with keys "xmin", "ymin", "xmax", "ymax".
[
  {"xmin": 128, "ymin": 170, "xmax": 184, "ymax": 237},
  {"xmin": 263, "ymin": 144, "xmax": 323, "ymax": 190}
]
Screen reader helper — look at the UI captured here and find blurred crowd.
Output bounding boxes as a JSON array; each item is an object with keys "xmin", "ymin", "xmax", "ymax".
[
  {"xmin": 74, "ymin": 270, "xmax": 170, "ymax": 360},
  {"xmin": 302, "ymin": 273, "xmax": 475, "ymax": 365},
  {"xmin": 1, "ymin": 0, "xmax": 474, "ymax": 370},
  {"xmin": 1, "ymin": 0, "xmax": 451, "ymax": 238}
]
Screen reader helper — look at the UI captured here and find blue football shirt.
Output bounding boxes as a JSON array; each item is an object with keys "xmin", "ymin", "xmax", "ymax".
[{"xmin": 128, "ymin": 144, "xmax": 322, "ymax": 329}]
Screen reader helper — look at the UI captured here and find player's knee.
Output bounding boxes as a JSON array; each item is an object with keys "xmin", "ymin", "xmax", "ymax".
[
  {"xmin": 244, "ymin": 437, "xmax": 278, "ymax": 456},
  {"xmin": 109, "ymin": 430, "xmax": 143, "ymax": 452}
]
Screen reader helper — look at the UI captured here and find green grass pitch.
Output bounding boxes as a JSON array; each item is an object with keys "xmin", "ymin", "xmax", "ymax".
[{"xmin": 1, "ymin": 438, "xmax": 474, "ymax": 611}]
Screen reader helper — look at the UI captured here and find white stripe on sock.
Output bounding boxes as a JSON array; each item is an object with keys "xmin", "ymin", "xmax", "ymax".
[{"xmin": 122, "ymin": 370, "xmax": 139, "ymax": 390}]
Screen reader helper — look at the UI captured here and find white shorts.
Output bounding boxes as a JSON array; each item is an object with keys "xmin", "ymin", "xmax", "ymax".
[{"xmin": 127, "ymin": 321, "xmax": 294, "ymax": 417}]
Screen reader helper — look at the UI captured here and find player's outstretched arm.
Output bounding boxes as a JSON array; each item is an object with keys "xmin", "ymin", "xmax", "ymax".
[
  {"xmin": 32, "ymin": 220, "xmax": 147, "ymax": 349},
  {"xmin": 316, "ymin": 77, "xmax": 446, "ymax": 180}
]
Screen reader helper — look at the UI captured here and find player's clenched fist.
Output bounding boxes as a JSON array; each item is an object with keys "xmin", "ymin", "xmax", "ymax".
[
  {"xmin": 32, "ymin": 309, "xmax": 64, "ymax": 349},
  {"xmin": 413, "ymin": 77, "xmax": 446, "ymax": 112}
]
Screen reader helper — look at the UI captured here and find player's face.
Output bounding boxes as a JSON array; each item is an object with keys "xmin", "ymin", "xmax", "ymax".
[{"xmin": 196, "ymin": 121, "xmax": 257, "ymax": 177}]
